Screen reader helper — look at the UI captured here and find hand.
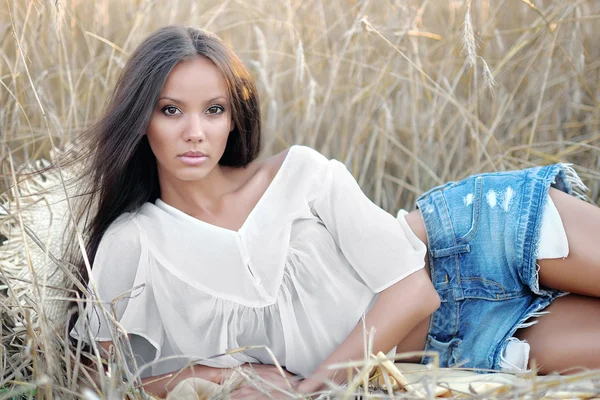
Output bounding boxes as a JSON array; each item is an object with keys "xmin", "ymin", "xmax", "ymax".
[
  {"xmin": 230, "ymin": 363, "xmax": 301, "ymax": 399},
  {"xmin": 294, "ymin": 376, "xmax": 329, "ymax": 399}
]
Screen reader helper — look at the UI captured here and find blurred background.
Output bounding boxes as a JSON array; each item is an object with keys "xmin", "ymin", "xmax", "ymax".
[{"xmin": 1, "ymin": 0, "xmax": 599, "ymax": 210}]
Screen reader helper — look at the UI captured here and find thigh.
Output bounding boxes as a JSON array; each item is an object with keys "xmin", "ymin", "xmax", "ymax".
[
  {"xmin": 537, "ymin": 188, "xmax": 600, "ymax": 297},
  {"xmin": 515, "ymin": 294, "xmax": 600, "ymax": 373}
]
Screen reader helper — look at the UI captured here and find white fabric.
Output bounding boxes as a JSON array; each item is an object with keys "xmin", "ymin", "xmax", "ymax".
[
  {"xmin": 500, "ymin": 338, "xmax": 531, "ymax": 373},
  {"xmin": 71, "ymin": 145, "xmax": 427, "ymax": 378},
  {"xmin": 537, "ymin": 194, "xmax": 569, "ymax": 260},
  {"xmin": 500, "ymin": 194, "xmax": 569, "ymax": 372}
]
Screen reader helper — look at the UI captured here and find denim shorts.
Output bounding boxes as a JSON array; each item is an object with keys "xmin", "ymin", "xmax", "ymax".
[{"xmin": 415, "ymin": 163, "xmax": 584, "ymax": 371}]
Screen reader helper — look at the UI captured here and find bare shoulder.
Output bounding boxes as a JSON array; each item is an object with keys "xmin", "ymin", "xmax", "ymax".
[
  {"xmin": 272, "ymin": 147, "xmax": 292, "ymax": 168},
  {"xmin": 252, "ymin": 145, "xmax": 325, "ymax": 180},
  {"xmin": 266, "ymin": 145, "xmax": 325, "ymax": 167},
  {"xmin": 262, "ymin": 147, "xmax": 292, "ymax": 176},
  {"xmin": 227, "ymin": 148, "xmax": 292, "ymax": 190}
]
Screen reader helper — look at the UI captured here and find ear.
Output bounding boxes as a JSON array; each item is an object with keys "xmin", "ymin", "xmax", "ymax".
[{"xmin": 229, "ymin": 118, "xmax": 235, "ymax": 133}]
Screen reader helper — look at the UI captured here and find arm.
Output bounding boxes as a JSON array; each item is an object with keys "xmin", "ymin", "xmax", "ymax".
[
  {"xmin": 139, "ymin": 364, "xmax": 226, "ymax": 398},
  {"xmin": 97, "ymin": 340, "xmax": 229, "ymax": 398},
  {"xmin": 299, "ymin": 156, "xmax": 439, "ymax": 393},
  {"xmin": 82, "ymin": 217, "xmax": 182, "ymax": 396},
  {"xmin": 296, "ymin": 268, "xmax": 439, "ymax": 393},
  {"xmin": 97, "ymin": 341, "xmax": 299, "ymax": 398}
]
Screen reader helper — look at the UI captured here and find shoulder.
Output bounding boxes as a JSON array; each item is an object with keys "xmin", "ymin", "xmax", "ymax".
[
  {"xmin": 275, "ymin": 145, "xmax": 332, "ymax": 173},
  {"xmin": 100, "ymin": 212, "xmax": 143, "ymax": 248},
  {"xmin": 290, "ymin": 145, "xmax": 347, "ymax": 180},
  {"xmin": 255, "ymin": 145, "xmax": 330, "ymax": 181},
  {"xmin": 267, "ymin": 144, "xmax": 330, "ymax": 166},
  {"xmin": 104, "ymin": 212, "xmax": 139, "ymax": 234},
  {"xmin": 252, "ymin": 142, "xmax": 331, "ymax": 165},
  {"xmin": 91, "ymin": 212, "xmax": 145, "ymax": 275},
  {"xmin": 91, "ymin": 213, "xmax": 148, "ymax": 294},
  {"xmin": 290, "ymin": 144, "xmax": 330, "ymax": 164}
]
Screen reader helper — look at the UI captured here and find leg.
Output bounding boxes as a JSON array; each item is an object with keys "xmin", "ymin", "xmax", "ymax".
[
  {"xmin": 537, "ymin": 188, "xmax": 600, "ymax": 297},
  {"xmin": 403, "ymin": 194, "xmax": 600, "ymax": 372},
  {"xmin": 515, "ymin": 294, "xmax": 600, "ymax": 373},
  {"xmin": 516, "ymin": 188, "xmax": 600, "ymax": 373}
]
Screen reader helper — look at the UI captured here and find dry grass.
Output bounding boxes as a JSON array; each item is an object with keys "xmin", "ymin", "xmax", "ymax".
[{"xmin": 0, "ymin": 0, "xmax": 599, "ymax": 398}]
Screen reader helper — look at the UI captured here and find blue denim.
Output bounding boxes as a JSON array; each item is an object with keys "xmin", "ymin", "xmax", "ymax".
[{"xmin": 415, "ymin": 164, "xmax": 580, "ymax": 370}]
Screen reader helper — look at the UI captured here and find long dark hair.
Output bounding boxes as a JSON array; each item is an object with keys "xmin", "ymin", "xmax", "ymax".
[{"xmin": 67, "ymin": 26, "xmax": 261, "ymax": 281}]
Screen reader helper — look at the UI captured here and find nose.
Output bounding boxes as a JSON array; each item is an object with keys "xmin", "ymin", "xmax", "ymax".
[{"xmin": 183, "ymin": 114, "xmax": 205, "ymax": 142}]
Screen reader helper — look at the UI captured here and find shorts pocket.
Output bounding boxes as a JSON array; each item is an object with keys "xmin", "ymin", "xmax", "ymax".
[
  {"xmin": 440, "ymin": 176, "xmax": 483, "ymax": 242},
  {"xmin": 445, "ymin": 173, "xmax": 531, "ymax": 300},
  {"xmin": 461, "ymin": 276, "xmax": 524, "ymax": 300},
  {"xmin": 423, "ymin": 335, "xmax": 463, "ymax": 367}
]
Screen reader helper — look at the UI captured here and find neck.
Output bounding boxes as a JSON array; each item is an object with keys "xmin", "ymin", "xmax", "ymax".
[{"xmin": 158, "ymin": 164, "xmax": 238, "ymax": 216}]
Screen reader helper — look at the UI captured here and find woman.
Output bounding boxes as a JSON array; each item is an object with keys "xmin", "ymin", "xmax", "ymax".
[{"xmin": 70, "ymin": 25, "xmax": 600, "ymax": 398}]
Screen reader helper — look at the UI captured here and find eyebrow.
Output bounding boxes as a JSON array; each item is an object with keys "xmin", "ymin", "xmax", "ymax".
[{"xmin": 158, "ymin": 96, "xmax": 229, "ymax": 104}]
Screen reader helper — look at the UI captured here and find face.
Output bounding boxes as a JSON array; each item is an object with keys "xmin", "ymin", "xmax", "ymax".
[{"xmin": 146, "ymin": 56, "xmax": 234, "ymax": 185}]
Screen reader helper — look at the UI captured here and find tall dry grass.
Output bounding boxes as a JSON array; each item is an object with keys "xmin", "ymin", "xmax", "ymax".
[
  {"xmin": 0, "ymin": 0, "xmax": 599, "ymax": 398},
  {"xmin": 2, "ymin": 0, "xmax": 600, "ymax": 206}
]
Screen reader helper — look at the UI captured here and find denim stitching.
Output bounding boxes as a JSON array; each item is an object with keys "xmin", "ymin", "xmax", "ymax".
[
  {"xmin": 437, "ymin": 192, "xmax": 463, "ymax": 334},
  {"xmin": 431, "ymin": 244, "xmax": 470, "ymax": 258},
  {"xmin": 461, "ymin": 276, "xmax": 508, "ymax": 298},
  {"xmin": 461, "ymin": 176, "xmax": 483, "ymax": 242}
]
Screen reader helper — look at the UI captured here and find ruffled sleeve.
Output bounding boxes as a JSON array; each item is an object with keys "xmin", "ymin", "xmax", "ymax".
[
  {"xmin": 71, "ymin": 214, "xmax": 163, "ymax": 371},
  {"xmin": 312, "ymin": 159, "xmax": 426, "ymax": 293}
]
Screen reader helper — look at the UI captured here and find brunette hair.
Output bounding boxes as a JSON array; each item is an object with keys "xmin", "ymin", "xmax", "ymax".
[{"xmin": 68, "ymin": 26, "xmax": 261, "ymax": 281}]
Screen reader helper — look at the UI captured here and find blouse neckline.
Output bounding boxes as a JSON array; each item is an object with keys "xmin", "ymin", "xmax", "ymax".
[{"xmin": 154, "ymin": 145, "xmax": 297, "ymax": 235}]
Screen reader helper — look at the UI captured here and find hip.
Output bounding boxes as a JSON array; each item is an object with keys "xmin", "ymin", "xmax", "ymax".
[{"xmin": 397, "ymin": 163, "xmax": 580, "ymax": 370}]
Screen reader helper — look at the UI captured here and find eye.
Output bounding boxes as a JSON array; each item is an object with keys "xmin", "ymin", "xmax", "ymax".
[
  {"xmin": 161, "ymin": 105, "xmax": 182, "ymax": 116},
  {"xmin": 206, "ymin": 105, "xmax": 225, "ymax": 115}
]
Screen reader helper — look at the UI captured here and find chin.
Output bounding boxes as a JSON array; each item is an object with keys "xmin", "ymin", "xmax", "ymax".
[
  {"xmin": 157, "ymin": 162, "xmax": 217, "ymax": 183},
  {"xmin": 175, "ymin": 170, "xmax": 211, "ymax": 182}
]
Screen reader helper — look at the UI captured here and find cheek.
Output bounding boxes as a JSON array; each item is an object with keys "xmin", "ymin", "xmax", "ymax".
[
  {"xmin": 146, "ymin": 121, "xmax": 174, "ymax": 158},
  {"xmin": 147, "ymin": 117, "xmax": 177, "ymax": 141}
]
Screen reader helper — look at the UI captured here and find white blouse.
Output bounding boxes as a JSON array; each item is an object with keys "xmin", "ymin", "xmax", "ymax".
[{"xmin": 72, "ymin": 145, "xmax": 427, "ymax": 378}]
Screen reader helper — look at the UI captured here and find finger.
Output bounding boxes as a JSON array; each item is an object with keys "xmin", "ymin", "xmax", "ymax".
[{"xmin": 230, "ymin": 388, "xmax": 257, "ymax": 399}]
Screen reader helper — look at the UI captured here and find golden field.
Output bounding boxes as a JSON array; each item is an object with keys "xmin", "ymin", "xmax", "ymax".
[{"xmin": 2, "ymin": 0, "xmax": 599, "ymax": 207}]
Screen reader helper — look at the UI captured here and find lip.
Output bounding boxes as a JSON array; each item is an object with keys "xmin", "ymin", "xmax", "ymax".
[
  {"xmin": 177, "ymin": 151, "xmax": 208, "ymax": 166},
  {"xmin": 179, "ymin": 151, "xmax": 207, "ymax": 157}
]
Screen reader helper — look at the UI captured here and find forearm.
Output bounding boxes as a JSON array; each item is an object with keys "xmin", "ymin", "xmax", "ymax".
[
  {"xmin": 140, "ymin": 364, "xmax": 229, "ymax": 398},
  {"xmin": 95, "ymin": 341, "xmax": 231, "ymax": 397},
  {"xmin": 299, "ymin": 268, "xmax": 440, "ymax": 392}
]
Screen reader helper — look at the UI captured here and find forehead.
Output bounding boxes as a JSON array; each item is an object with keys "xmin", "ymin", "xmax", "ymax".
[{"xmin": 160, "ymin": 56, "xmax": 228, "ymax": 98}]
